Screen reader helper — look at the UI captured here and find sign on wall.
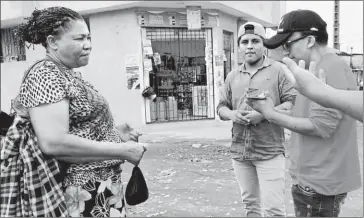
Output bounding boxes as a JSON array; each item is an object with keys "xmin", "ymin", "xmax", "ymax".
[
  {"xmin": 125, "ymin": 54, "xmax": 141, "ymax": 90},
  {"xmin": 186, "ymin": 6, "xmax": 201, "ymax": 30},
  {"xmin": 136, "ymin": 10, "xmax": 219, "ymax": 28},
  {"xmin": 214, "ymin": 55, "xmax": 224, "ymax": 67}
]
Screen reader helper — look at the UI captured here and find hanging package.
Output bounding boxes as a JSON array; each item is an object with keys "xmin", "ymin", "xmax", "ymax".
[{"xmin": 125, "ymin": 166, "xmax": 149, "ymax": 205}]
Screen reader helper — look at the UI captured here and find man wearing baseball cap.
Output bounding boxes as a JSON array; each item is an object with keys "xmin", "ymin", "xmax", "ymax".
[
  {"xmin": 249, "ymin": 10, "xmax": 361, "ymax": 217},
  {"xmin": 217, "ymin": 21, "xmax": 297, "ymax": 217}
]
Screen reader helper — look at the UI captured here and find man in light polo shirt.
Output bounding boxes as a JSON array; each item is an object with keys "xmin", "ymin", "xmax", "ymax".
[
  {"xmin": 247, "ymin": 10, "xmax": 361, "ymax": 217},
  {"xmin": 217, "ymin": 22, "xmax": 297, "ymax": 217}
]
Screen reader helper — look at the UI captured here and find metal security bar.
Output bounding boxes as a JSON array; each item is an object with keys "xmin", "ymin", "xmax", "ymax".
[
  {"xmin": 0, "ymin": 28, "xmax": 26, "ymax": 63},
  {"xmin": 223, "ymin": 30, "xmax": 233, "ymax": 80},
  {"xmin": 146, "ymin": 28, "xmax": 214, "ymax": 123}
]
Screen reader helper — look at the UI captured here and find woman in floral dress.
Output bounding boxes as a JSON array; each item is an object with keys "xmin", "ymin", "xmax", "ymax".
[{"xmin": 0, "ymin": 7, "xmax": 147, "ymax": 217}]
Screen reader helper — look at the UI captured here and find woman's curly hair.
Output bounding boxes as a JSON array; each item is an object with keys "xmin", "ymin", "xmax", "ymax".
[{"xmin": 14, "ymin": 6, "xmax": 84, "ymax": 48}]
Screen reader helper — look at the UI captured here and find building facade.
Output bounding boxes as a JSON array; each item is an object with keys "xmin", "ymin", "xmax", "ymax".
[{"xmin": 1, "ymin": 1, "xmax": 285, "ymax": 126}]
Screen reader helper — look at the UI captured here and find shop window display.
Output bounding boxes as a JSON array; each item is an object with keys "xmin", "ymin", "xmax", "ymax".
[{"xmin": 145, "ymin": 28, "xmax": 211, "ymax": 122}]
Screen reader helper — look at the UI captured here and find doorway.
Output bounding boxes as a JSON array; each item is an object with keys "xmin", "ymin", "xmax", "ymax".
[{"xmin": 143, "ymin": 28, "xmax": 215, "ymax": 123}]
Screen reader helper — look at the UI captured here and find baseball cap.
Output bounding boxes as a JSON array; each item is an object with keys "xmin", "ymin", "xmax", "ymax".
[
  {"xmin": 264, "ymin": 10, "xmax": 327, "ymax": 49},
  {"xmin": 238, "ymin": 22, "xmax": 266, "ymax": 39}
]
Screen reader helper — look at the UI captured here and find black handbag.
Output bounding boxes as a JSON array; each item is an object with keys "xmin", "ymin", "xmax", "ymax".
[
  {"xmin": 125, "ymin": 166, "xmax": 149, "ymax": 205},
  {"xmin": 0, "ymin": 111, "xmax": 14, "ymax": 136}
]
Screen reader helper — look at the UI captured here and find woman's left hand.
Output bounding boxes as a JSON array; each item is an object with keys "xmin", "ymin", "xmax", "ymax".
[
  {"xmin": 129, "ymin": 129, "xmax": 143, "ymax": 142},
  {"xmin": 117, "ymin": 123, "xmax": 143, "ymax": 142}
]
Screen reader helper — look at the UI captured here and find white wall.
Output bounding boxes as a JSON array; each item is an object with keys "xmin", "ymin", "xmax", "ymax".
[
  {"xmin": 211, "ymin": 11, "xmax": 238, "ymax": 119},
  {"xmin": 83, "ymin": 8, "xmax": 145, "ymax": 127},
  {"xmin": 219, "ymin": 1, "xmax": 276, "ymax": 25},
  {"xmin": 1, "ymin": 8, "xmax": 144, "ymax": 127},
  {"xmin": 271, "ymin": 1, "xmax": 286, "ymax": 25},
  {"xmin": 0, "ymin": 1, "xmax": 37, "ymax": 20},
  {"xmin": 219, "ymin": 11, "xmax": 239, "ymax": 69},
  {"xmin": 1, "ymin": 44, "xmax": 45, "ymax": 113},
  {"xmin": 40, "ymin": 1, "xmax": 135, "ymax": 13},
  {"xmin": 0, "ymin": 1, "xmax": 133, "ymax": 20},
  {"xmin": 1, "ymin": 61, "xmax": 27, "ymax": 113},
  {"xmin": 2, "ymin": 1, "xmax": 283, "ymax": 28}
]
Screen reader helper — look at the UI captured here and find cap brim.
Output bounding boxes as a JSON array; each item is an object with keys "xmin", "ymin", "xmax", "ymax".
[{"xmin": 264, "ymin": 32, "xmax": 292, "ymax": 49}]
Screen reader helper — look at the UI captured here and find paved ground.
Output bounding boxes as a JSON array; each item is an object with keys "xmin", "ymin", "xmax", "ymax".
[{"xmin": 120, "ymin": 120, "xmax": 363, "ymax": 217}]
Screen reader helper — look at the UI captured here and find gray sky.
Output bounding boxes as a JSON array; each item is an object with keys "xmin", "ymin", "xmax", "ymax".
[{"xmin": 285, "ymin": 1, "xmax": 363, "ymax": 54}]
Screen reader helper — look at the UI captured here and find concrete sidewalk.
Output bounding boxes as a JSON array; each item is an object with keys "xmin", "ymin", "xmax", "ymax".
[
  {"xmin": 138, "ymin": 119, "xmax": 233, "ymax": 143},
  {"xmin": 138, "ymin": 119, "xmax": 292, "ymax": 146}
]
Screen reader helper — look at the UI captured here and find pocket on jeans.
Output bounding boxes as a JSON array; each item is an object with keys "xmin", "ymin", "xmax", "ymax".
[
  {"xmin": 333, "ymin": 193, "xmax": 347, "ymax": 216},
  {"xmin": 292, "ymin": 185, "xmax": 315, "ymax": 217},
  {"xmin": 295, "ymin": 184, "xmax": 317, "ymax": 197}
]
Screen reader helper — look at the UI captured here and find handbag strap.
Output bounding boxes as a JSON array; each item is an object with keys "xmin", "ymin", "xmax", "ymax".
[
  {"xmin": 21, "ymin": 58, "xmax": 49, "ymax": 85},
  {"xmin": 20, "ymin": 57, "xmax": 69, "ymax": 86},
  {"xmin": 10, "ymin": 57, "xmax": 66, "ymax": 115},
  {"xmin": 10, "ymin": 59, "xmax": 48, "ymax": 114}
]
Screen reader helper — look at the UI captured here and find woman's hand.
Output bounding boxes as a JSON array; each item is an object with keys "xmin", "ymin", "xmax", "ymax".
[
  {"xmin": 125, "ymin": 141, "xmax": 148, "ymax": 166},
  {"xmin": 129, "ymin": 129, "xmax": 143, "ymax": 142},
  {"xmin": 117, "ymin": 123, "xmax": 143, "ymax": 142}
]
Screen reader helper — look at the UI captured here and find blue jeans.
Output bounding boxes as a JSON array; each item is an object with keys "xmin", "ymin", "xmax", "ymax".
[
  {"xmin": 232, "ymin": 154, "xmax": 286, "ymax": 217},
  {"xmin": 291, "ymin": 184, "xmax": 347, "ymax": 217}
]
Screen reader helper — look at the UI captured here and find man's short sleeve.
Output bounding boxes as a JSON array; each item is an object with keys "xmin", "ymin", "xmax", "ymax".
[{"xmin": 309, "ymin": 56, "xmax": 355, "ymax": 139}]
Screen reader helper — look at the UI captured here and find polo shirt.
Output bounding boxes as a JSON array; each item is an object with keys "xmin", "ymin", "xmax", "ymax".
[{"xmin": 217, "ymin": 56, "xmax": 297, "ymax": 160}]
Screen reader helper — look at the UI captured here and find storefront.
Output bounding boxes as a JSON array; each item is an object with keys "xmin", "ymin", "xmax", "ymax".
[
  {"xmin": 137, "ymin": 10, "xmax": 219, "ymax": 123},
  {"xmin": 1, "ymin": 1, "xmax": 284, "ymax": 126}
]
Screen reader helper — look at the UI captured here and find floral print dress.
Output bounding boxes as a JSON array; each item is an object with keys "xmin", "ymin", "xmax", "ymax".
[{"xmin": 19, "ymin": 59, "xmax": 127, "ymax": 217}]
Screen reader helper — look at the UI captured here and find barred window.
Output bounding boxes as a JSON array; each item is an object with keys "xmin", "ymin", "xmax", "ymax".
[
  {"xmin": 146, "ymin": 28, "xmax": 205, "ymax": 41},
  {"xmin": 1, "ymin": 27, "xmax": 26, "ymax": 63},
  {"xmin": 223, "ymin": 30, "xmax": 233, "ymax": 52}
]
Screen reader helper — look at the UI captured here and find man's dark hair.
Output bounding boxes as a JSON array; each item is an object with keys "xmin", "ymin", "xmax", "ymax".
[{"xmin": 14, "ymin": 7, "xmax": 84, "ymax": 48}]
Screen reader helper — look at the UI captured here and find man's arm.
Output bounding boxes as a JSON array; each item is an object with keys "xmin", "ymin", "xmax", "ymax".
[
  {"xmin": 265, "ymin": 100, "xmax": 318, "ymax": 136},
  {"xmin": 253, "ymin": 61, "xmax": 347, "ymax": 138},
  {"xmin": 245, "ymin": 68, "xmax": 297, "ymax": 122},
  {"xmin": 263, "ymin": 101, "xmax": 344, "ymax": 139},
  {"xmin": 275, "ymin": 102, "xmax": 293, "ymax": 115},
  {"xmin": 301, "ymin": 80, "xmax": 362, "ymax": 122},
  {"xmin": 282, "ymin": 58, "xmax": 363, "ymax": 122},
  {"xmin": 264, "ymin": 109, "xmax": 318, "ymax": 136},
  {"xmin": 217, "ymin": 72, "xmax": 250, "ymax": 124},
  {"xmin": 261, "ymin": 64, "xmax": 319, "ymax": 136},
  {"xmin": 219, "ymin": 107, "xmax": 234, "ymax": 120},
  {"xmin": 315, "ymin": 87, "xmax": 363, "ymax": 122},
  {"xmin": 217, "ymin": 72, "xmax": 234, "ymax": 121},
  {"xmin": 247, "ymin": 102, "xmax": 292, "ymax": 123}
]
